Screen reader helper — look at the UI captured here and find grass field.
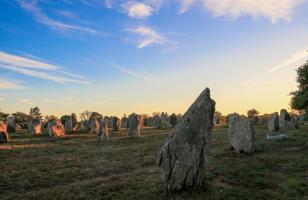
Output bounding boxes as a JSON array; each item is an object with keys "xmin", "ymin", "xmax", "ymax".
[{"xmin": 0, "ymin": 124, "xmax": 308, "ymax": 200}]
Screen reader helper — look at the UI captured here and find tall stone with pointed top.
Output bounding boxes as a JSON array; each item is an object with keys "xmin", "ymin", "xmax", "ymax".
[{"xmin": 158, "ymin": 88, "xmax": 215, "ymax": 192}]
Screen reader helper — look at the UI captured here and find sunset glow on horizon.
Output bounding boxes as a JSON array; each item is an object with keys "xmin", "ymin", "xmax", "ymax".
[{"xmin": 1, "ymin": 0, "xmax": 308, "ymax": 117}]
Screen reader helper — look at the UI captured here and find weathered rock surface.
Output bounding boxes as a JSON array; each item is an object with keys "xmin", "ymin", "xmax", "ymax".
[
  {"xmin": 64, "ymin": 113, "xmax": 78, "ymax": 131},
  {"xmin": 158, "ymin": 88, "xmax": 215, "ymax": 192},
  {"xmin": 48, "ymin": 120, "xmax": 65, "ymax": 137},
  {"xmin": 169, "ymin": 113, "xmax": 178, "ymax": 128},
  {"xmin": 268, "ymin": 112, "xmax": 279, "ymax": 132},
  {"xmin": 228, "ymin": 114, "xmax": 254, "ymax": 153},
  {"xmin": 127, "ymin": 113, "xmax": 142, "ymax": 137},
  {"xmin": 28, "ymin": 119, "xmax": 42, "ymax": 135}
]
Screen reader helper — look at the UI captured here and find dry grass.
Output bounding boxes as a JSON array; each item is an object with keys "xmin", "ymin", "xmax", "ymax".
[{"xmin": 0, "ymin": 125, "xmax": 307, "ymax": 200}]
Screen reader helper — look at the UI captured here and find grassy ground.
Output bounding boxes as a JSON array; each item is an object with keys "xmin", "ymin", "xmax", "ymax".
[{"xmin": 0, "ymin": 124, "xmax": 307, "ymax": 200}]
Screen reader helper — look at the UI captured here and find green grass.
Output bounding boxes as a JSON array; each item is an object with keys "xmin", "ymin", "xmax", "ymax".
[{"xmin": 0, "ymin": 125, "xmax": 307, "ymax": 200}]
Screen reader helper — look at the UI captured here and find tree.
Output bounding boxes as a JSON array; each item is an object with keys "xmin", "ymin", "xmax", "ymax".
[
  {"xmin": 29, "ymin": 106, "xmax": 42, "ymax": 120},
  {"xmin": 290, "ymin": 60, "xmax": 308, "ymax": 112},
  {"xmin": 0, "ymin": 111, "xmax": 9, "ymax": 121},
  {"xmin": 80, "ymin": 110, "xmax": 91, "ymax": 121},
  {"xmin": 11, "ymin": 112, "xmax": 30, "ymax": 128},
  {"xmin": 247, "ymin": 108, "xmax": 260, "ymax": 118}
]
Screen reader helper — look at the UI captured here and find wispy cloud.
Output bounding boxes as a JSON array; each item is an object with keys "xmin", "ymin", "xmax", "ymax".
[
  {"xmin": 178, "ymin": 0, "xmax": 195, "ymax": 14},
  {"xmin": 123, "ymin": 2, "xmax": 154, "ymax": 19},
  {"xmin": 202, "ymin": 0, "xmax": 305, "ymax": 23},
  {"xmin": 242, "ymin": 49, "xmax": 308, "ymax": 86},
  {"xmin": 55, "ymin": 10, "xmax": 78, "ymax": 20},
  {"xmin": 19, "ymin": 0, "xmax": 105, "ymax": 36},
  {"xmin": 0, "ymin": 51, "xmax": 89, "ymax": 84},
  {"xmin": 0, "ymin": 78, "xmax": 24, "ymax": 90},
  {"xmin": 126, "ymin": 26, "xmax": 169, "ymax": 48},
  {"xmin": 110, "ymin": 62, "xmax": 158, "ymax": 82},
  {"xmin": 266, "ymin": 49, "xmax": 308, "ymax": 75},
  {"xmin": 19, "ymin": 98, "xmax": 33, "ymax": 106}
]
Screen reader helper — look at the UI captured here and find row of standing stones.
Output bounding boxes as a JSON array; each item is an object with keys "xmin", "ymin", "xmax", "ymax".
[
  {"xmin": 158, "ymin": 88, "xmax": 304, "ymax": 193},
  {"xmin": 0, "ymin": 88, "xmax": 305, "ymax": 193}
]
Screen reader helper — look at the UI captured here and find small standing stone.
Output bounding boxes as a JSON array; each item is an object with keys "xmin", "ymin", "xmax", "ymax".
[
  {"xmin": 279, "ymin": 109, "xmax": 296, "ymax": 130},
  {"xmin": 121, "ymin": 115, "xmax": 128, "ymax": 129},
  {"xmin": 48, "ymin": 120, "xmax": 65, "ymax": 137},
  {"xmin": 0, "ymin": 121, "xmax": 9, "ymax": 142},
  {"xmin": 228, "ymin": 113, "xmax": 254, "ymax": 153},
  {"xmin": 268, "ymin": 112, "xmax": 279, "ymax": 132},
  {"xmin": 98, "ymin": 118, "xmax": 109, "ymax": 141},
  {"xmin": 28, "ymin": 119, "xmax": 42, "ymax": 136},
  {"xmin": 127, "ymin": 113, "xmax": 142, "ymax": 137}
]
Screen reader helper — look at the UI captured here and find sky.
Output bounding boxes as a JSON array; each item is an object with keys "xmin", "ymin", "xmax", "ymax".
[{"xmin": 0, "ymin": 0, "xmax": 308, "ymax": 118}]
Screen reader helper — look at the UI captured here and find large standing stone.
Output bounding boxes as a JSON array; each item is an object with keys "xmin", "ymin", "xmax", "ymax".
[
  {"xmin": 158, "ymin": 88, "xmax": 215, "ymax": 192},
  {"xmin": 28, "ymin": 119, "xmax": 42, "ymax": 135},
  {"xmin": 48, "ymin": 120, "xmax": 65, "ymax": 137},
  {"xmin": 127, "ymin": 113, "xmax": 142, "ymax": 137},
  {"xmin": 268, "ymin": 112, "xmax": 279, "ymax": 132},
  {"xmin": 279, "ymin": 109, "xmax": 296, "ymax": 130},
  {"xmin": 228, "ymin": 113, "xmax": 254, "ymax": 153},
  {"xmin": 0, "ymin": 121, "xmax": 9, "ymax": 142}
]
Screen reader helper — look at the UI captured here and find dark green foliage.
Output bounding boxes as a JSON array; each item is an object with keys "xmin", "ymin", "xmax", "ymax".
[
  {"xmin": 247, "ymin": 108, "xmax": 259, "ymax": 118},
  {"xmin": 11, "ymin": 112, "xmax": 30, "ymax": 129},
  {"xmin": 29, "ymin": 106, "xmax": 42, "ymax": 120},
  {"xmin": 291, "ymin": 60, "xmax": 308, "ymax": 111},
  {"xmin": 0, "ymin": 111, "xmax": 9, "ymax": 121}
]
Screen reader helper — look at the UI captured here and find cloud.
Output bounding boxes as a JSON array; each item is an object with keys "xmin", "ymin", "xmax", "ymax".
[
  {"xmin": 110, "ymin": 62, "xmax": 158, "ymax": 82},
  {"xmin": 0, "ymin": 51, "xmax": 89, "ymax": 84},
  {"xmin": 0, "ymin": 78, "xmax": 24, "ymax": 89},
  {"xmin": 56, "ymin": 10, "xmax": 78, "ymax": 20},
  {"xmin": 266, "ymin": 49, "xmax": 308, "ymax": 74},
  {"xmin": 202, "ymin": 0, "xmax": 305, "ymax": 23},
  {"xmin": 19, "ymin": 98, "xmax": 33, "ymax": 106},
  {"xmin": 242, "ymin": 49, "xmax": 308, "ymax": 86},
  {"xmin": 19, "ymin": 0, "xmax": 105, "ymax": 36},
  {"xmin": 0, "ymin": 96, "xmax": 6, "ymax": 101},
  {"xmin": 123, "ymin": 2, "xmax": 154, "ymax": 19},
  {"xmin": 127, "ymin": 26, "xmax": 168, "ymax": 48},
  {"xmin": 105, "ymin": 0, "xmax": 113, "ymax": 8},
  {"xmin": 178, "ymin": 0, "xmax": 195, "ymax": 14}
]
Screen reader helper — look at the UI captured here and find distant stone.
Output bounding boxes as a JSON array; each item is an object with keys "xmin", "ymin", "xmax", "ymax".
[
  {"xmin": 228, "ymin": 113, "xmax": 254, "ymax": 153},
  {"xmin": 121, "ymin": 115, "xmax": 128, "ymax": 129},
  {"xmin": 266, "ymin": 133, "xmax": 289, "ymax": 140},
  {"xmin": 153, "ymin": 116, "xmax": 163, "ymax": 129},
  {"xmin": 127, "ymin": 113, "xmax": 142, "ymax": 137},
  {"xmin": 169, "ymin": 113, "xmax": 178, "ymax": 128},
  {"xmin": 28, "ymin": 119, "xmax": 42, "ymax": 136},
  {"xmin": 112, "ymin": 117, "xmax": 121, "ymax": 131},
  {"xmin": 88, "ymin": 117, "xmax": 100, "ymax": 134},
  {"xmin": 279, "ymin": 109, "xmax": 296, "ymax": 130},
  {"xmin": 268, "ymin": 112, "xmax": 279, "ymax": 132},
  {"xmin": 158, "ymin": 88, "xmax": 215, "ymax": 192},
  {"xmin": 98, "ymin": 118, "xmax": 109, "ymax": 141},
  {"xmin": 0, "ymin": 121, "xmax": 9, "ymax": 142},
  {"xmin": 48, "ymin": 120, "xmax": 65, "ymax": 137}
]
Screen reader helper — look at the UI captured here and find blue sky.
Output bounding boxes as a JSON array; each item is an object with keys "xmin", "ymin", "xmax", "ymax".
[{"xmin": 0, "ymin": 0, "xmax": 308, "ymax": 117}]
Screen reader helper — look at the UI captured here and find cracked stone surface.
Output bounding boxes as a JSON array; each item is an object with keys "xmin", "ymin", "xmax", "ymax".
[{"xmin": 158, "ymin": 88, "xmax": 215, "ymax": 192}]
